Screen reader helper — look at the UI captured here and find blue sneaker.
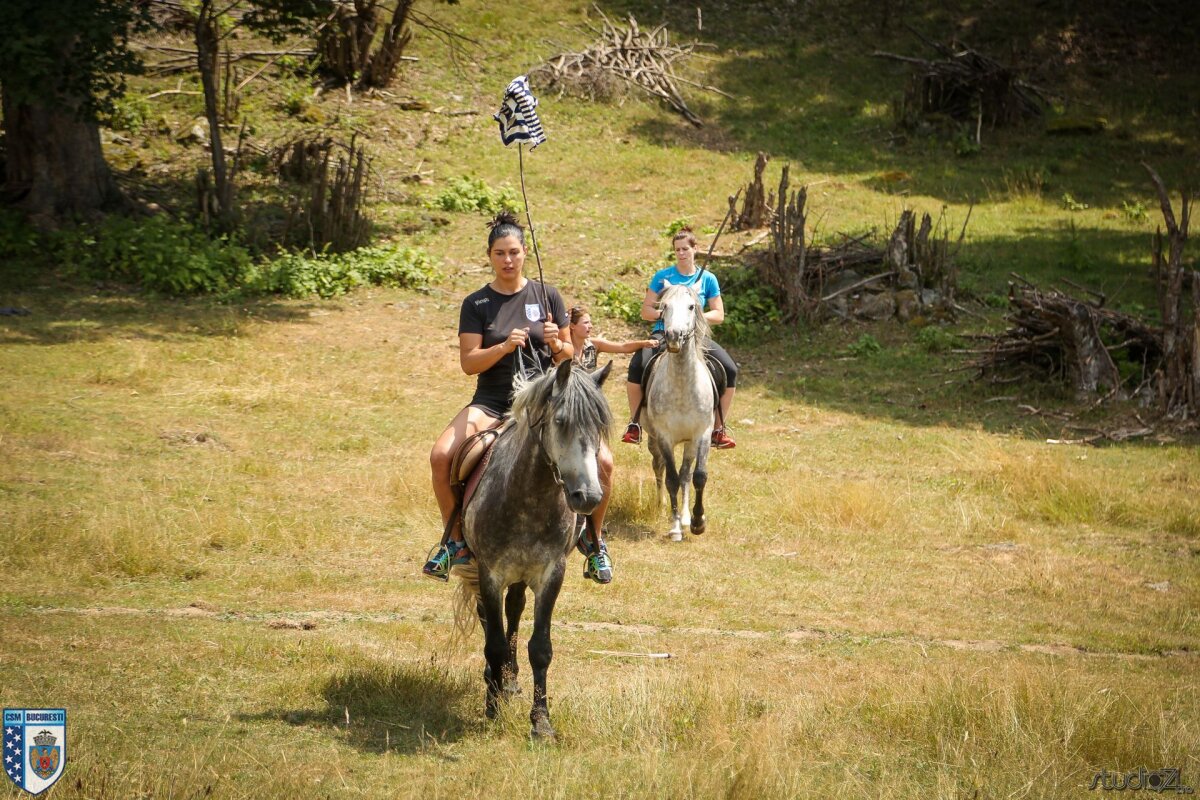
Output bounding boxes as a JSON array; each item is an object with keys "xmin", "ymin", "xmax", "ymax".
[
  {"xmin": 423, "ymin": 539, "xmax": 472, "ymax": 582},
  {"xmin": 583, "ymin": 538, "xmax": 613, "ymax": 585}
]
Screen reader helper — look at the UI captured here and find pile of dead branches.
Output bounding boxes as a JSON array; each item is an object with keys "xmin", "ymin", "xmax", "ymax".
[
  {"xmin": 962, "ymin": 166, "xmax": 1195, "ymax": 422},
  {"xmin": 749, "ymin": 161, "xmax": 962, "ymax": 323},
  {"xmin": 275, "ymin": 136, "xmax": 372, "ymax": 252},
  {"xmin": 531, "ymin": 8, "xmax": 727, "ymax": 127},
  {"xmin": 874, "ymin": 28, "xmax": 1048, "ymax": 135},
  {"xmin": 960, "ymin": 277, "xmax": 1161, "ymax": 400}
]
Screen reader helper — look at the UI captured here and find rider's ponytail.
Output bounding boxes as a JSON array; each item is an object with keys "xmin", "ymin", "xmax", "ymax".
[
  {"xmin": 672, "ymin": 226, "xmax": 697, "ymax": 248},
  {"xmin": 487, "ymin": 211, "xmax": 525, "ymax": 248}
]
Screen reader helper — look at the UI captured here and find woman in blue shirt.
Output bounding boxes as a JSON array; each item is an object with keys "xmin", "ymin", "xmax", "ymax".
[{"xmin": 621, "ymin": 227, "xmax": 738, "ymax": 449}]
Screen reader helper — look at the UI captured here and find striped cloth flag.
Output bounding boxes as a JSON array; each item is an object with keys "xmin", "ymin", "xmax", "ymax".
[{"xmin": 494, "ymin": 75, "xmax": 546, "ymax": 150}]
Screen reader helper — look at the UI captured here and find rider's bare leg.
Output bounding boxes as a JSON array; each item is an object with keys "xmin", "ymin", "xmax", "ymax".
[
  {"xmin": 430, "ymin": 405, "xmax": 502, "ymax": 542},
  {"xmin": 589, "ymin": 441, "xmax": 614, "ymax": 544},
  {"xmin": 625, "ymin": 381, "xmax": 643, "ymax": 422},
  {"xmin": 715, "ymin": 387, "xmax": 735, "ymax": 429}
]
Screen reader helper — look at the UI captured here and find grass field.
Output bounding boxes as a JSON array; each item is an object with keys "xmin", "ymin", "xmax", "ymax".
[{"xmin": 2, "ymin": 0, "xmax": 1198, "ymax": 797}]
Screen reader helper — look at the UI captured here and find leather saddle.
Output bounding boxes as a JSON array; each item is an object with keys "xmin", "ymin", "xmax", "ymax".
[
  {"xmin": 449, "ymin": 418, "xmax": 515, "ymax": 515},
  {"xmin": 640, "ymin": 348, "xmax": 727, "ymax": 412}
]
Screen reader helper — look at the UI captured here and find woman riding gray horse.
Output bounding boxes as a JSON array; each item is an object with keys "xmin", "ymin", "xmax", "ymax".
[{"xmin": 423, "ymin": 212, "xmax": 614, "ymax": 584}]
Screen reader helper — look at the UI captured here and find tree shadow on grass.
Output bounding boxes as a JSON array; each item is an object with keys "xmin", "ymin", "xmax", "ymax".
[
  {"xmin": 719, "ymin": 224, "xmax": 1194, "ymax": 444},
  {"xmin": 601, "ymin": 0, "xmax": 1199, "ymax": 208},
  {"xmin": 0, "ymin": 289, "xmax": 327, "ymax": 346},
  {"xmin": 240, "ymin": 662, "xmax": 481, "ymax": 755}
]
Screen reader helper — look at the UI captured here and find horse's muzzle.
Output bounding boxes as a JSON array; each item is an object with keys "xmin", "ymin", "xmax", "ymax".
[{"xmin": 566, "ymin": 487, "xmax": 603, "ymax": 515}]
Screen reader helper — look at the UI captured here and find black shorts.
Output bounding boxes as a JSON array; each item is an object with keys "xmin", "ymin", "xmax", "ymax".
[
  {"xmin": 627, "ymin": 339, "xmax": 738, "ymax": 388},
  {"xmin": 469, "ymin": 388, "xmax": 511, "ymax": 418}
]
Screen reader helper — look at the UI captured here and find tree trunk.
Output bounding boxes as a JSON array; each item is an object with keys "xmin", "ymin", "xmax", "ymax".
[
  {"xmin": 196, "ymin": 0, "xmax": 233, "ymax": 225},
  {"xmin": 1, "ymin": 89, "xmax": 121, "ymax": 221}
]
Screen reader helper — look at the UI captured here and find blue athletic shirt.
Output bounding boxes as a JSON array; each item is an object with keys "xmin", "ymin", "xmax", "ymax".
[{"xmin": 648, "ymin": 265, "xmax": 721, "ymax": 333}]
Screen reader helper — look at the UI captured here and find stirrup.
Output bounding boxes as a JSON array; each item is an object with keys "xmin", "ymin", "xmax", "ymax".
[{"xmin": 422, "ymin": 539, "xmax": 471, "ymax": 582}]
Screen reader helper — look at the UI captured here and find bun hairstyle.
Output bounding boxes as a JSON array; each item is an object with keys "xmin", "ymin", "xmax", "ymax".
[
  {"xmin": 569, "ymin": 304, "xmax": 588, "ymax": 325},
  {"xmin": 672, "ymin": 226, "xmax": 698, "ymax": 247},
  {"xmin": 487, "ymin": 210, "xmax": 525, "ymax": 248}
]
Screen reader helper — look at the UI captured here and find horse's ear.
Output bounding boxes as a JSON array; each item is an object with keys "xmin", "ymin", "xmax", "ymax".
[
  {"xmin": 554, "ymin": 358, "xmax": 572, "ymax": 390},
  {"xmin": 592, "ymin": 361, "xmax": 613, "ymax": 387}
]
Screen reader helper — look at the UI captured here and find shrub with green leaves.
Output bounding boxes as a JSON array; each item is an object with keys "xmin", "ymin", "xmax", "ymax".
[
  {"xmin": 712, "ymin": 264, "xmax": 783, "ymax": 344},
  {"xmin": 433, "ymin": 176, "xmax": 520, "ymax": 215},
  {"xmin": 847, "ymin": 333, "xmax": 883, "ymax": 357},
  {"xmin": 251, "ymin": 245, "xmax": 439, "ymax": 299},
  {"xmin": 593, "ymin": 281, "xmax": 643, "ymax": 325},
  {"xmin": 916, "ymin": 325, "xmax": 961, "ymax": 353},
  {"xmin": 56, "ymin": 216, "xmax": 253, "ymax": 295}
]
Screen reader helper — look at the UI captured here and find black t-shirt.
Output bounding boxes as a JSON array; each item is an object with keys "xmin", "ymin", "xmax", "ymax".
[{"xmin": 458, "ymin": 281, "xmax": 568, "ymax": 413}]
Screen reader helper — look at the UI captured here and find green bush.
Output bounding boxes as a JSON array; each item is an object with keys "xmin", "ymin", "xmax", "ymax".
[
  {"xmin": 713, "ymin": 264, "xmax": 782, "ymax": 344},
  {"xmin": 103, "ymin": 94, "xmax": 151, "ymax": 133},
  {"xmin": 593, "ymin": 281, "xmax": 643, "ymax": 325},
  {"xmin": 251, "ymin": 245, "xmax": 439, "ymax": 298},
  {"xmin": 847, "ymin": 333, "xmax": 883, "ymax": 358},
  {"xmin": 433, "ymin": 176, "xmax": 520, "ymax": 215},
  {"xmin": 720, "ymin": 283, "xmax": 782, "ymax": 344},
  {"xmin": 57, "ymin": 216, "xmax": 253, "ymax": 294},
  {"xmin": 662, "ymin": 218, "xmax": 692, "ymax": 237},
  {"xmin": 915, "ymin": 325, "xmax": 961, "ymax": 353}
]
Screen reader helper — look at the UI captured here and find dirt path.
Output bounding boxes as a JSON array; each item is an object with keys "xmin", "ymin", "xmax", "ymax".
[{"xmin": 22, "ymin": 604, "xmax": 1197, "ymax": 661}]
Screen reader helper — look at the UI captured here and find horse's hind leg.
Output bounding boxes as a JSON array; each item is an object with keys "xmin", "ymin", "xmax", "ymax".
[
  {"xmin": 479, "ymin": 570, "xmax": 508, "ymax": 720},
  {"xmin": 503, "ymin": 583, "xmax": 526, "ymax": 695},
  {"xmin": 649, "ymin": 435, "xmax": 666, "ymax": 510},
  {"xmin": 528, "ymin": 562, "xmax": 566, "ymax": 741},
  {"xmin": 691, "ymin": 440, "xmax": 711, "ymax": 535}
]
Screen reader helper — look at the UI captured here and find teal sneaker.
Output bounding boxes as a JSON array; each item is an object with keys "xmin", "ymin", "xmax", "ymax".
[
  {"xmin": 423, "ymin": 539, "xmax": 472, "ymax": 582},
  {"xmin": 583, "ymin": 538, "xmax": 613, "ymax": 585}
]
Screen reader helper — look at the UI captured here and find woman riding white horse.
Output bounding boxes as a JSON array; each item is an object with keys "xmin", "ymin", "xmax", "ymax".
[
  {"xmin": 643, "ymin": 284, "xmax": 716, "ymax": 541},
  {"xmin": 621, "ymin": 227, "xmax": 738, "ymax": 449}
]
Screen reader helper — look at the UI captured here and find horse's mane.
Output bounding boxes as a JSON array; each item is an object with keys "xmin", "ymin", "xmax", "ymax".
[
  {"xmin": 510, "ymin": 363, "xmax": 612, "ymax": 441},
  {"xmin": 659, "ymin": 283, "xmax": 711, "ymax": 348}
]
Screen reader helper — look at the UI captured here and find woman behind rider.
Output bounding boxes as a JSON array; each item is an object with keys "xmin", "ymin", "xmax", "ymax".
[
  {"xmin": 621, "ymin": 227, "xmax": 738, "ymax": 449},
  {"xmin": 565, "ymin": 304, "xmax": 656, "ymax": 581},
  {"xmin": 423, "ymin": 211, "xmax": 574, "ymax": 580}
]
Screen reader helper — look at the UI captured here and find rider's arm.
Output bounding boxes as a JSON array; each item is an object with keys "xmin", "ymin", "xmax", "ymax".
[
  {"xmin": 459, "ymin": 331, "xmax": 523, "ymax": 375},
  {"xmin": 703, "ymin": 295, "xmax": 725, "ymax": 326},
  {"xmin": 639, "ymin": 288, "xmax": 661, "ymax": 323},
  {"xmin": 592, "ymin": 337, "xmax": 658, "ymax": 354}
]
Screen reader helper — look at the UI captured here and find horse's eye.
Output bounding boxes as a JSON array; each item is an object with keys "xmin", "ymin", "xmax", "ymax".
[
  {"xmin": 688, "ymin": 304, "xmax": 695, "ymax": 311},
  {"xmin": 555, "ymin": 414, "xmax": 566, "ymax": 425}
]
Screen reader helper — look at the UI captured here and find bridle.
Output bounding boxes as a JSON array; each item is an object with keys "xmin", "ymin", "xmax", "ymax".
[{"xmin": 529, "ymin": 412, "xmax": 565, "ymax": 488}]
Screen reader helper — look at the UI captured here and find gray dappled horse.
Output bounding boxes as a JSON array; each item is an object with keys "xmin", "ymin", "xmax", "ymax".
[
  {"xmin": 644, "ymin": 284, "xmax": 714, "ymax": 541},
  {"xmin": 454, "ymin": 359, "xmax": 612, "ymax": 740}
]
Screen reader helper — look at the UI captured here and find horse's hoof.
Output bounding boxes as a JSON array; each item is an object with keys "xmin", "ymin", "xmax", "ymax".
[
  {"xmin": 668, "ymin": 530, "xmax": 683, "ymax": 542},
  {"xmin": 691, "ymin": 520, "xmax": 705, "ymax": 535},
  {"xmin": 486, "ymin": 703, "xmax": 498, "ymax": 720},
  {"xmin": 530, "ymin": 719, "xmax": 557, "ymax": 742}
]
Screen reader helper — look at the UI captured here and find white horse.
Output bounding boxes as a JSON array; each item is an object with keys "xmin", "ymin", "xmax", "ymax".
[{"xmin": 643, "ymin": 284, "xmax": 715, "ymax": 541}]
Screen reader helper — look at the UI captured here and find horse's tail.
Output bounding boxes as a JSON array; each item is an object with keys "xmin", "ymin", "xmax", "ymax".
[{"xmin": 450, "ymin": 562, "xmax": 481, "ymax": 647}]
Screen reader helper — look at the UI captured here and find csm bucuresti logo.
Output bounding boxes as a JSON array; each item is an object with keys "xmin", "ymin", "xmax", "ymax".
[{"xmin": 4, "ymin": 709, "xmax": 67, "ymax": 796}]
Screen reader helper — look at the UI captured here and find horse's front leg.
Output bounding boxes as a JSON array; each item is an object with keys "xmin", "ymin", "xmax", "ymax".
[
  {"xmin": 528, "ymin": 560, "xmax": 566, "ymax": 741},
  {"xmin": 677, "ymin": 444, "xmax": 696, "ymax": 531},
  {"xmin": 479, "ymin": 569, "xmax": 508, "ymax": 720},
  {"xmin": 653, "ymin": 438, "xmax": 683, "ymax": 540},
  {"xmin": 503, "ymin": 582, "xmax": 526, "ymax": 695},
  {"xmin": 691, "ymin": 439, "xmax": 711, "ymax": 535}
]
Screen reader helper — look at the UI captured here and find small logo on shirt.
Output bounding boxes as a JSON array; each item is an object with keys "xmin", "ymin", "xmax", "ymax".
[
  {"xmin": 473, "ymin": 296, "xmax": 490, "ymax": 306},
  {"xmin": 524, "ymin": 303, "xmax": 542, "ymax": 322}
]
